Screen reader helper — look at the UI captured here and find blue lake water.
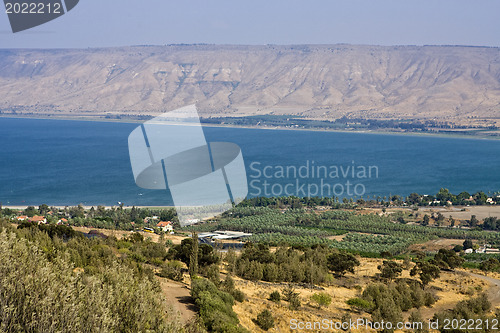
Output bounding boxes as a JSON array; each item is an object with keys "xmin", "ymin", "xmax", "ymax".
[{"xmin": 0, "ymin": 117, "xmax": 499, "ymax": 206}]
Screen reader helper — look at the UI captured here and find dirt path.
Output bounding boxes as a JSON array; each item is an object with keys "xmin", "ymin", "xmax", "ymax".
[
  {"xmin": 468, "ymin": 272, "xmax": 500, "ymax": 306},
  {"xmin": 157, "ymin": 277, "xmax": 196, "ymax": 324}
]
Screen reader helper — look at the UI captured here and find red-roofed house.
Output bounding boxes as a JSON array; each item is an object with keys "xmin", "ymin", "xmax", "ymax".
[
  {"xmin": 17, "ymin": 215, "xmax": 28, "ymax": 221},
  {"xmin": 30, "ymin": 216, "xmax": 47, "ymax": 224},
  {"xmin": 57, "ymin": 218, "xmax": 68, "ymax": 225},
  {"xmin": 156, "ymin": 221, "xmax": 173, "ymax": 233}
]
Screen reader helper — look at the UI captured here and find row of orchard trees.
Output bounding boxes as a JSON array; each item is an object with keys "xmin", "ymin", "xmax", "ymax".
[{"xmin": 193, "ymin": 207, "xmax": 500, "ymax": 253}]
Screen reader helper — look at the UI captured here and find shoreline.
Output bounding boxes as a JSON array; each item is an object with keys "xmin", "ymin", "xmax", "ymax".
[{"xmin": 1, "ymin": 114, "xmax": 499, "ymax": 141}]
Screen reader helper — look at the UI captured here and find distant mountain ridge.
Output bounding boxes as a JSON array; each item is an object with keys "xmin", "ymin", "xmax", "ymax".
[{"xmin": 0, "ymin": 44, "xmax": 499, "ymax": 125}]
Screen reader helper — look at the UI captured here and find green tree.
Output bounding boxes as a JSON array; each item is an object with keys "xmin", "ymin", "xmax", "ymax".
[
  {"xmin": 436, "ymin": 213, "xmax": 444, "ymax": 222},
  {"xmin": 479, "ymin": 258, "xmax": 499, "ymax": 272},
  {"xmin": 0, "ymin": 225, "xmax": 182, "ymax": 333},
  {"xmin": 436, "ymin": 188, "xmax": 453, "ymax": 203},
  {"xmin": 449, "ymin": 216, "xmax": 456, "ymax": 228},
  {"xmin": 283, "ymin": 285, "xmax": 301, "ymax": 310},
  {"xmin": 463, "ymin": 239, "xmax": 473, "ymax": 250},
  {"xmin": 222, "ymin": 275, "xmax": 235, "ymax": 292},
  {"xmin": 372, "ymin": 296, "xmax": 403, "ymax": 333},
  {"xmin": 483, "ymin": 217, "xmax": 498, "ymax": 230},
  {"xmin": 206, "ymin": 264, "xmax": 220, "ymax": 286},
  {"xmin": 225, "ymin": 248, "xmax": 237, "ymax": 275},
  {"xmin": 469, "ymin": 215, "xmax": 479, "ymax": 227},
  {"xmin": 24, "ymin": 206, "xmax": 38, "ymax": 217},
  {"xmin": 327, "ymin": 252, "xmax": 360, "ymax": 277},
  {"xmin": 431, "ymin": 249, "xmax": 464, "ymax": 270},
  {"xmin": 378, "ymin": 260, "xmax": 403, "ymax": 281},
  {"xmin": 422, "ymin": 214, "xmax": 430, "ymax": 226},
  {"xmin": 407, "ymin": 193, "xmax": 422, "ymax": 205},
  {"xmin": 38, "ymin": 204, "xmax": 50, "ymax": 215},
  {"xmin": 189, "ymin": 232, "xmax": 199, "ymax": 278},
  {"xmin": 457, "ymin": 191, "xmax": 471, "ymax": 202},
  {"xmin": 473, "ymin": 192, "xmax": 488, "ymax": 205},
  {"xmin": 408, "ymin": 311, "xmax": 428, "ymax": 333},
  {"xmin": 410, "ymin": 261, "xmax": 440, "ymax": 286}
]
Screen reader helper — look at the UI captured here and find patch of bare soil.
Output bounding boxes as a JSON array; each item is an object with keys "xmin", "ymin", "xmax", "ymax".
[
  {"xmin": 418, "ymin": 206, "xmax": 500, "ymax": 221},
  {"xmin": 328, "ymin": 234, "xmax": 347, "ymax": 241},
  {"xmin": 157, "ymin": 276, "xmax": 196, "ymax": 324},
  {"xmin": 408, "ymin": 238, "xmax": 464, "ymax": 252},
  {"xmin": 71, "ymin": 226, "xmax": 187, "ymax": 244}
]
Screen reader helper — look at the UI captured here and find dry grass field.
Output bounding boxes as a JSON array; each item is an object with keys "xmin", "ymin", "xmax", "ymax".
[
  {"xmin": 71, "ymin": 225, "xmax": 186, "ymax": 244},
  {"xmin": 229, "ymin": 258, "xmax": 496, "ymax": 333},
  {"xmin": 418, "ymin": 206, "xmax": 500, "ymax": 221}
]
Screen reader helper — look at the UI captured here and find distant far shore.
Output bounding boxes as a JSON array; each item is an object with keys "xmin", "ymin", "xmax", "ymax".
[{"xmin": 1, "ymin": 114, "xmax": 499, "ymax": 140}]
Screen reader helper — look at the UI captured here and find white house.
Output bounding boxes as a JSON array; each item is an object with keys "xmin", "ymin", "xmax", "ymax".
[{"xmin": 156, "ymin": 221, "xmax": 173, "ymax": 233}]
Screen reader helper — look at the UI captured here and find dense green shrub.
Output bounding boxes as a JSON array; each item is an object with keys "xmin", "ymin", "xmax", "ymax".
[
  {"xmin": 479, "ymin": 258, "xmax": 500, "ymax": 272},
  {"xmin": 159, "ymin": 260, "xmax": 184, "ymax": 281},
  {"xmin": 0, "ymin": 228, "xmax": 181, "ymax": 333},
  {"xmin": 190, "ymin": 278, "xmax": 247, "ymax": 333},
  {"xmin": 361, "ymin": 280, "xmax": 437, "ymax": 331},
  {"xmin": 254, "ymin": 310, "xmax": 274, "ymax": 331},
  {"xmin": 346, "ymin": 298, "xmax": 375, "ymax": 312},
  {"xmin": 269, "ymin": 291, "xmax": 281, "ymax": 303},
  {"xmin": 310, "ymin": 292, "xmax": 332, "ymax": 308},
  {"xmin": 327, "ymin": 252, "xmax": 360, "ymax": 277},
  {"xmin": 235, "ymin": 244, "xmax": 330, "ymax": 284},
  {"xmin": 169, "ymin": 238, "xmax": 219, "ymax": 270},
  {"xmin": 378, "ymin": 260, "xmax": 403, "ymax": 280},
  {"xmin": 221, "ymin": 275, "xmax": 245, "ymax": 303},
  {"xmin": 433, "ymin": 293, "xmax": 492, "ymax": 333},
  {"xmin": 231, "ymin": 289, "xmax": 246, "ymax": 303},
  {"xmin": 410, "ymin": 260, "xmax": 441, "ymax": 285},
  {"xmin": 431, "ymin": 249, "xmax": 464, "ymax": 270}
]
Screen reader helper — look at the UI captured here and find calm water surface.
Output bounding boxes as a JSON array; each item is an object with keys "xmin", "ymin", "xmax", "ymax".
[{"xmin": 0, "ymin": 117, "xmax": 499, "ymax": 206}]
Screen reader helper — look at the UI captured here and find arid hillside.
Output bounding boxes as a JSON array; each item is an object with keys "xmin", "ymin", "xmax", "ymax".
[{"xmin": 1, "ymin": 44, "xmax": 500, "ymax": 125}]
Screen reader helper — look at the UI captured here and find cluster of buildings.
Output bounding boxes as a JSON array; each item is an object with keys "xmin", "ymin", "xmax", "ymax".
[
  {"xmin": 156, "ymin": 221, "xmax": 173, "ymax": 233},
  {"xmin": 142, "ymin": 216, "xmax": 174, "ymax": 233},
  {"xmin": 16, "ymin": 215, "xmax": 46, "ymax": 224},
  {"xmin": 16, "ymin": 215, "xmax": 68, "ymax": 225},
  {"xmin": 464, "ymin": 244, "xmax": 500, "ymax": 254}
]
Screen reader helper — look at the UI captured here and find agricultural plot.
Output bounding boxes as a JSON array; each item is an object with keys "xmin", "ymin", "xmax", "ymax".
[{"xmin": 188, "ymin": 206, "xmax": 500, "ymax": 254}]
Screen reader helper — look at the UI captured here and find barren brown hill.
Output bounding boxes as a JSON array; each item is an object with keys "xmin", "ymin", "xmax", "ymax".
[{"xmin": 1, "ymin": 44, "xmax": 500, "ymax": 125}]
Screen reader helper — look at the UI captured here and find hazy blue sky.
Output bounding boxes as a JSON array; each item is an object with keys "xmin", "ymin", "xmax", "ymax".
[{"xmin": 1, "ymin": 0, "xmax": 500, "ymax": 48}]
